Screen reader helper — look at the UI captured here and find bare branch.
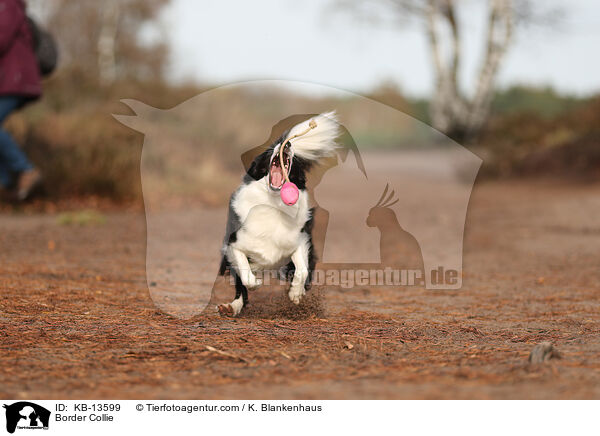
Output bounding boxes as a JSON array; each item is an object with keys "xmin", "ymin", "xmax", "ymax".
[
  {"xmin": 443, "ymin": 0, "xmax": 460, "ymax": 91},
  {"xmin": 98, "ymin": 0, "xmax": 121, "ymax": 86},
  {"xmin": 468, "ymin": 0, "xmax": 514, "ymax": 133},
  {"xmin": 425, "ymin": 0, "xmax": 445, "ymax": 83}
]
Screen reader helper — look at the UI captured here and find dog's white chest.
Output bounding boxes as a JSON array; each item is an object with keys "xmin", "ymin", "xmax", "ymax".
[{"xmin": 231, "ymin": 177, "xmax": 309, "ymax": 269}]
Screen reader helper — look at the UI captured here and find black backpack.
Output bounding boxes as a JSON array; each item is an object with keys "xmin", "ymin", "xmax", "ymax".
[{"xmin": 27, "ymin": 17, "xmax": 59, "ymax": 77}]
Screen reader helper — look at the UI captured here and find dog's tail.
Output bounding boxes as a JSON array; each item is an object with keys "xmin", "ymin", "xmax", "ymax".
[{"xmin": 286, "ymin": 111, "xmax": 340, "ymax": 161}]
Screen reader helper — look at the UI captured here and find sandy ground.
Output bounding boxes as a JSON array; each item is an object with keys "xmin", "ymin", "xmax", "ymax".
[{"xmin": 1, "ymin": 167, "xmax": 599, "ymax": 399}]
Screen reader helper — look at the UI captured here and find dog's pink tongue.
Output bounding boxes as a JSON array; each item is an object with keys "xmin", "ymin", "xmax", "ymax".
[{"xmin": 271, "ymin": 167, "xmax": 284, "ymax": 187}]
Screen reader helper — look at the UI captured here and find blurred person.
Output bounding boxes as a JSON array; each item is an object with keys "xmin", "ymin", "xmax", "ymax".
[{"xmin": 0, "ymin": 0, "xmax": 42, "ymax": 201}]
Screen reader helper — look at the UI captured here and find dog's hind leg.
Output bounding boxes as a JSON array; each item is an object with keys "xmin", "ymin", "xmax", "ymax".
[
  {"xmin": 289, "ymin": 235, "xmax": 310, "ymax": 304},
  {"xmin": 217, "ymin": 273, "xmax": 248, "ymax": 317}
]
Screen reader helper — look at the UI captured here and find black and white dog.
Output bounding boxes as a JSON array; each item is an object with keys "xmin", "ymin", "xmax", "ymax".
[{"xmin": 217, "ymin": 112, "xmax": 339, "ymax": 316}]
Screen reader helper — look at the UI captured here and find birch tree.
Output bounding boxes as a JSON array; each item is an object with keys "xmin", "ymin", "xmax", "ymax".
[{"xmin": 339, "ymin": 0, "xmax": 557, "ymax": 140}]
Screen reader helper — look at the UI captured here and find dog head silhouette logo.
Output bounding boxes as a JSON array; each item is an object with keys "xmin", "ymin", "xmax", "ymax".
[{"xmin": 3, "ymin": 402, "xmax": 50, "ymax": 434}]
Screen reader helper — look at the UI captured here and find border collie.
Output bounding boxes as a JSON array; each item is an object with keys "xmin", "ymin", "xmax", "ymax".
[{"xmin": 217, "ymin": 112, "xmax": 340, "ymax": 316}]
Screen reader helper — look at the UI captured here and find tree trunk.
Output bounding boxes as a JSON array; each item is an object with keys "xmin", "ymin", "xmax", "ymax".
[
  {"xmin": 466, "ymin": 0, "xmax": 513, "ymax": 136},
  {"xmin": 424, "ymin": 0, "xmax": 513, "ymax": 142},
  {"xmin": 98, "ymin": 0, "xmax": 120, "ymax": 86}
]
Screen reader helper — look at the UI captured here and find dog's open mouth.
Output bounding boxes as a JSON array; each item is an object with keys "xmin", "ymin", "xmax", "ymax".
[{"xmin": 269, "ymin": 143, "xmax": 292, "ymax": 190}]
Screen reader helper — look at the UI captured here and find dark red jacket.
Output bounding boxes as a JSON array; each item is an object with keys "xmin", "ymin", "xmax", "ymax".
[{"xmin": 0, "ymin": 0, "xmax": 41, "ymax": 98}]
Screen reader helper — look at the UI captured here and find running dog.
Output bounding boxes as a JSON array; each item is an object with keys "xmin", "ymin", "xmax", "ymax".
[{"xmin": 217, "ymin": 112, "xmax": 340, "ymax": 316}]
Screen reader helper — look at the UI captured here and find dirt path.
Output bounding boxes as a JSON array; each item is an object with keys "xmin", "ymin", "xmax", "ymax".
[{"xmin": 1, "ymin": 176, "xmax": 599, "ymax": 399}]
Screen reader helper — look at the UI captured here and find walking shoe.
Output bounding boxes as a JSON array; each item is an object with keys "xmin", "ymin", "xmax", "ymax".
[{"xmin": 16, "ymin": 168, "xmax": 42, "ymax": 201}]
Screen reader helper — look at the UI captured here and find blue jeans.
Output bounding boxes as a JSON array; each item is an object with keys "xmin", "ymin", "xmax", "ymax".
[{"xmin": 0, "ymin": 97, "xmax": 33, "ymax": 188}]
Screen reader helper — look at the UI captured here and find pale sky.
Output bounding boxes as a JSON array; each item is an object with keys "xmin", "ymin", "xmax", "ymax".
[{"xmin": 163, "ymin": 0, "xmax": 600, "ymax": 98}]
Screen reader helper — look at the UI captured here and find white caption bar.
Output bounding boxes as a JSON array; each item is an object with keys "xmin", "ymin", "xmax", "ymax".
[{"xmin": 0, "ymin": 400, "xmax": 596, "ymax": 435}]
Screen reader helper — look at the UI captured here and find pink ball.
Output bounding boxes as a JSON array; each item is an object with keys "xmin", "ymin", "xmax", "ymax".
[{"xmin": 280, "ymin": 182, "xmax": 299, "ymax": 205}]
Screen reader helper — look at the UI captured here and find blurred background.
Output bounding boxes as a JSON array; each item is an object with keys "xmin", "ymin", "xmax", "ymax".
[
  {"xmin": 2, "ymin": 1, "xmax": 600, "ymax": 400},
  {"xmin": 6, "ymin": 0, "xmax": 600, "ymax": 207}
]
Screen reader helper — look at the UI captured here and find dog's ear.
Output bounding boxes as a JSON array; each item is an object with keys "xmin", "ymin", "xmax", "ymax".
[
  {"xmin": 247, "ymin": 149, "xmax": 272, "ymax": 180},
  {"xmin": 288, "ymin": 156, "xmax": 308, "ymax": 190}
]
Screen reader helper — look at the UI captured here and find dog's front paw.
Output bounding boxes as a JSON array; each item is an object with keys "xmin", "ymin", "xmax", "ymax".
[
  {"xmin": 247, "ymin": 276, "xmax": 262, "ymax": 289},
  {"xmin": 240, "ymin": 270, "xmax": 261, "ymax": 289},
  {"xmin": 288, "ymin": 284, "xmax": 306, "ymax": 305}
]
